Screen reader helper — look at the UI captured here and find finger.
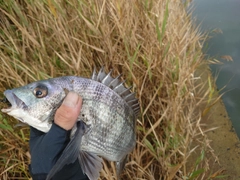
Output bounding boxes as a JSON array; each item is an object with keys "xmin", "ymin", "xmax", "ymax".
[{"xmin": 54, "ymin": 92, "xmax": 82, "ymax": 130}]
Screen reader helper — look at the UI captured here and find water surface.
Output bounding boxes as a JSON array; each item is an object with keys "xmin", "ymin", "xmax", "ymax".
[{"xmin": 191, "ymin": 0, "xmax": 240, "ymax": 137}]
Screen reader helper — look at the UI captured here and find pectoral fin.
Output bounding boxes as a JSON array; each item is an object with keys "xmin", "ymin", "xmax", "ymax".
[
  {"xmin": 46, "ymin": 121, "xmax": 86, "ymax": 180},
  {"xmin": 78, "ymin": 151, "xmax": 103, "ymax": 180}
]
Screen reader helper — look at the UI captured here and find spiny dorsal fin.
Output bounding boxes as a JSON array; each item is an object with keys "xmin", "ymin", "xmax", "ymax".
[
  {"xmin": 91, "ymin": 68, "xmax": 97, "ymax": 80},
  {"xmin": 101, "ymin": 69, "xmax": 114, "ymax": 86},
  {"xmin": 97, "ymin": 67, "xmax": 106, "ymax": 82},
  {"xmin": 91, "ymin": 67, "xmax": 140, "ymax": 117}
]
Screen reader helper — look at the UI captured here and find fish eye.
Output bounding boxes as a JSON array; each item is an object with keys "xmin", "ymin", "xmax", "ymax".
[{"xmin": 33, "ymin": 85, "xmax": 48, "ymax": 98}]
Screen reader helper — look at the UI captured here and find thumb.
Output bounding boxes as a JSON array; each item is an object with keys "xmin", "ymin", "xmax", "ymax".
[{"xmin": 54, "ymin": 91, "xmax": 82, "ymax": 130}]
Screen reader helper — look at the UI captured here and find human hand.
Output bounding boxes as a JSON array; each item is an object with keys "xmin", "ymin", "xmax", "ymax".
[{"xmin": 29, "ymin": 92, "xmax": 88, "ymax": 180}]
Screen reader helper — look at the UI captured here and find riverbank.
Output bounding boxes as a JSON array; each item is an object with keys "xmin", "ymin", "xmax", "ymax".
[{"xmin": 195, "ymin": 64, "xmax": 240, "ymax": 179}]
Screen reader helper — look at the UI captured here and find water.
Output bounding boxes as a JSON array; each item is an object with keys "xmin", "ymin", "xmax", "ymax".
[{"xmin": 191, "ymin": 0, "xmax": 240, "ymax": 137}]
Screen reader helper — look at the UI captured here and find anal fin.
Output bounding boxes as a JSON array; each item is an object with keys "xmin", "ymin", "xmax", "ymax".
[
  {"xmin": 78, "ymin": 151, "xmax": 103, "ymax": 180},
  {"xmin": 116, "ymin": 155, "xmax": 128, "ymax": 180}
]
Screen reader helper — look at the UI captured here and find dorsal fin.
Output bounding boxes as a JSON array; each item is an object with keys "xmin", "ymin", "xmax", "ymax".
[
  {"xmin": 96, "ymin": 66, "xmax": 106, "ymax": 82},
  {"xmin": 91, "ymin": 68, "xmax": 97, "ymax": 80},
  {"xmin": 91, "ymin": 67, "xmax": 140, "ymax": 117}
]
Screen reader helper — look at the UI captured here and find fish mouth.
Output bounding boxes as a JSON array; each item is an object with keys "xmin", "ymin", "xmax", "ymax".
[{"xmin": 1, "ymin": 90, "xmax": 27, "ymax": 113}]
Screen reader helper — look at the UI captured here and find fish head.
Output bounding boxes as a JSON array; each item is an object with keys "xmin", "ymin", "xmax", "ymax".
[{"xmin": 1, "ymin": 79, "xmax": 67, "ymax": 132}]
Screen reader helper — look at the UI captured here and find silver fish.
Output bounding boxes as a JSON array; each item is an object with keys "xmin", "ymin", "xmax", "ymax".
[{"xmin": 1, "ymin": 67, "xmax": 139, "ymax": 180}]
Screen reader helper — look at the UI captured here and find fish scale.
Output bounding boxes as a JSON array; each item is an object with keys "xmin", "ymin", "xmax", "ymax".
[{"xmin": 1, "ymin": 67, "xmax": 139, "ymax": 180}]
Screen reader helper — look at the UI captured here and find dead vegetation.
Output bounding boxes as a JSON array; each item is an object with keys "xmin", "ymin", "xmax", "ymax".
[{"xmin": 0, "ymin": 0, "xmax": 218, "ymax": 179}]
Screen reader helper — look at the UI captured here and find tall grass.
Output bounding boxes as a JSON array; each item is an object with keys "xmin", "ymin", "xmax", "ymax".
[{"xmin": 0, "ymin": 0, "xmax": 217, "ymax": 179}]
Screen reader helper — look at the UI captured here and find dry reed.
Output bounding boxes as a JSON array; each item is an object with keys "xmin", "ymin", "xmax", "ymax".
[{"xmin": 0, "ymin": 0, "xmax": 217, "ymax": 179}]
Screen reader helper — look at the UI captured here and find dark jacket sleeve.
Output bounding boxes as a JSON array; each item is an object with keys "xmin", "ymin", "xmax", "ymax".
[
  {"xmin": 29, "ymin": 123, "xmax": 89, "ymax": 180},
  {"xmin": 30, "ymin": 159, "xmax": 89, "ymax": 180}
]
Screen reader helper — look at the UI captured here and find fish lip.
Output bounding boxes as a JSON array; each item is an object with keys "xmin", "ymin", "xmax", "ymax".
[{"xmin": 1, "ymin": 90, "xmax": 27, "ymax": 113}]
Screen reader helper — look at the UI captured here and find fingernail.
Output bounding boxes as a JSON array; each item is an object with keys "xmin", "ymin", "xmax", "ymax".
[{"xmin": 63, "ymin": 91, "xmax": 79, "ymax": 107}]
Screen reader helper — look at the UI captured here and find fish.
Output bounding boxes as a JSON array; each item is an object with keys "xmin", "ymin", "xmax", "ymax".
[{"xmin": 1, "ymin": 67, "xmax": 139, "ymax": 180}]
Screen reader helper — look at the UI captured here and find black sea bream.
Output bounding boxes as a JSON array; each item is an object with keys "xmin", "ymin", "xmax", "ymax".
[{"xmin": 1, "ymin": 67, "xmax": 139, "ymax": 180}]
